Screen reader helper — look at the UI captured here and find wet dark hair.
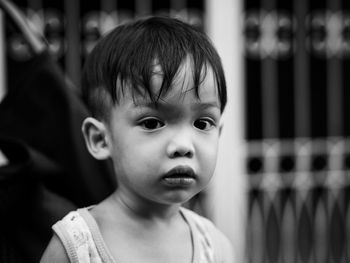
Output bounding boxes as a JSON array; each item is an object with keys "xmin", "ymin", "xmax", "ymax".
[{"xmin": 82, "ymin": 16, "xmax": 227, "ymax": 121}]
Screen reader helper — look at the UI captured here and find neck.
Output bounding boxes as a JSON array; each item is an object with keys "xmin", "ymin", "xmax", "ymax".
[{"xmin": 110, "ymin": 191, "xmax": 182, "ymax": 223}]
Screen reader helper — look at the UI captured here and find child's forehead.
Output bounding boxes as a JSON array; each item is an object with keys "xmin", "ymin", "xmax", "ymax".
[
  {"xmin": 152, "ymin": 58, "xmax": 216, "ymax": 93},
  {"xmin": 114, "ymin": 56, "xmax": 219, "ymax": 107},
  {"xmin": 129, "ymin": 74, "xmax": 219, "ymax": 109}
]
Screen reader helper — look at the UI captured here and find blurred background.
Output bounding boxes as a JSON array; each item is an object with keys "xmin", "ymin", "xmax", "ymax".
[
  {"xmin": 1, "ymin": 0, "xmax": 350, "ymax": 263},
  {"xmin": 243, "ymin": 1, "xmax": 350, "ymax": 263}
]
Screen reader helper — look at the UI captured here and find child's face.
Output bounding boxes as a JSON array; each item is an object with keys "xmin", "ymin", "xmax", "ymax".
[{"xmin": 106, "ymin": 60, "xmax": 222, "ymax": 206}]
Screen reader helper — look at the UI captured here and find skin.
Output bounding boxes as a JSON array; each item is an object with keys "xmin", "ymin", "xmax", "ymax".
[
  {"xmin": 40, "ymin": 58, "xmax": 223, "ymax": 263},
  {"xmin": 105, "ymin": 60, "xmax": 221, "ymax": 214}
]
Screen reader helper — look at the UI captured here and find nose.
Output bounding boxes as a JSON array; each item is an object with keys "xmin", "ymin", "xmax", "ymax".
[{"xmin": 166, "ymin": 128, "xmax": 195, "ymax": 158}]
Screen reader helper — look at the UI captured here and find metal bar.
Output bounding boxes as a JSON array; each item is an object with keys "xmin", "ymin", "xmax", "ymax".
[
  {"xmin": 64, "ymin": 0, "xmax": 80, "ymax": 88},
  {"xmin": 0, "ymin": 9, "xmax": 6, "ymax": 103},
  {"xmin": 135, "ymin": 0, "xmax": 151, "ymax": 17}
]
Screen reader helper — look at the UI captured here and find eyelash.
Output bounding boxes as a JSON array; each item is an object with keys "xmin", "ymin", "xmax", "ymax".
[
  {"xmin": 139, "ymin": 118, "xmax": 165, "ymax": 130},
  {"xmin": 138, "ymin": 117, "xmax": 216, "ymax": 131},
  {"xmin": 194, "ymin": 118, "xmax": 216, "ymax": 131}
]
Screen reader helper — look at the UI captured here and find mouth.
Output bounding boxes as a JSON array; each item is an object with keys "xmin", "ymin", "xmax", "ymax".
[{"xmin": 162, "ymin": 166, "xmax": 196, "ymax": 187}]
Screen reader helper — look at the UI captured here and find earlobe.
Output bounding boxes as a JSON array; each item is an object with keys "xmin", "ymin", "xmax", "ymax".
[{"xmin": 81, "ymin": 117, "xmax": 111, "ymax": 160}]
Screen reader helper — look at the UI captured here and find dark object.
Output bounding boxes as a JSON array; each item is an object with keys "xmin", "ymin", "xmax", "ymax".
[{"xmin": 0, "ymin": 1, "xmax": 116, "ymax": 262}]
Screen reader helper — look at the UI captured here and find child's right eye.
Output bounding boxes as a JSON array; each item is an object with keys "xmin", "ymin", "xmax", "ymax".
[{"xmin": 139, "ymin": 118, "xmax": 165, "ymax": 130}]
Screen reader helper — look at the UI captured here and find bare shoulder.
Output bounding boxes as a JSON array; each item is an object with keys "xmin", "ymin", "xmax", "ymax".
[
  {"xmin": 206, "ymin": 222, "xmax": 234, "ymax": 263},
  {"xmin": 181, "ymin": 208, "xmax": 234, "ymax": 263},
  {"xmin": 40, "ymin": 234, "xmax": 70, "ymax": 263}
]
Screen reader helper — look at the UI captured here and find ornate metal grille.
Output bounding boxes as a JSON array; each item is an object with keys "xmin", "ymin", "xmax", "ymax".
[{"xmin": 244, "ymin": 0, "xmax": 350, "ymax": 262}]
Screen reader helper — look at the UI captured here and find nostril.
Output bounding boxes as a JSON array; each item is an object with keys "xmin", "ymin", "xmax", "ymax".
[
  {"xmin": 167, "ymin": 135, "xmax": 195, "ymax": 158},
  {"xmin": 186, "ymin": 151, "xmax": 193, "ymax": 158},
  {"xmin": 173, "ymin": 149, "xmax": 193, "ymax": 158}
]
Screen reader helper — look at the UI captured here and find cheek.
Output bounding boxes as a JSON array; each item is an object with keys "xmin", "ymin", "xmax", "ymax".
[
  {"xmin": 112, "ymin": 138, "xmax": 159, "ymax": 173},
  {"xmin": 198, "ymin": 136, "xmax": 219, "ymax": 170}
]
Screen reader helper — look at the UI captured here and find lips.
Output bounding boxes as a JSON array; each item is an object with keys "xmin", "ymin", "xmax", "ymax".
[{"xmin": 162, "ymin": 166, "xmax": 196, "ymax": 186}]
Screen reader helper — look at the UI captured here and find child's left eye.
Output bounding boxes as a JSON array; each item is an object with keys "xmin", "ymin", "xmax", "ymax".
[
  {"xmin": 139, "ymin": 118, "xmax": 165, "ymax": 130},
  {"xmin": 194, "ymin": 118, "xmax": 216, "ymax": 131}
]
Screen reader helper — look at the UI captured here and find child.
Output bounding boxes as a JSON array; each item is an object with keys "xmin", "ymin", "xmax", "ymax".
[{"xmin": 40, "ymin": 16, "xmax": 233, "ymax": 263}]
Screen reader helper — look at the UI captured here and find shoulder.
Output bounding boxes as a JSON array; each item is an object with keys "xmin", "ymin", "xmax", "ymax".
[
  {"xmin": 42, "ymin": 208, "xmax": 98, "ymax": 263},
  {"xmin": 40, "ymin": 211, "xmax": 84, "ymax": 263},
  {"xmin": 180, "ymin": 207, "xmax": 223, "ymax": 239},
  {"xmin": 40, "ymin": 233, "xmax": 70, "ymax": 263},
  {"xmin": 53, "ymin": 210, "xmax": 87, "ymax": 233},
  {"xmin": 181, "ymin": 207, "xmax": 234, "ymax": 263}
]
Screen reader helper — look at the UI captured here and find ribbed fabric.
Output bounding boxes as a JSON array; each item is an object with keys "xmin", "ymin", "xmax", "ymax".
[
  {"xmin": 53, "ymin": 210, "xmax": 103, "ymax": 263},
  {"xmin": 78, "ymin": 208, "xmax": 116, "ymax": 263},
  {"xmin": 53, "ymin": 220, "xmax": 79, "ymax": 263}
]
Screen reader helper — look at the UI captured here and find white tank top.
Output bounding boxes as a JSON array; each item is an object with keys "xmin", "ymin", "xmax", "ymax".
[{"xmin": 52, "ymin": 207, "xmax": 232, "ymax": 263}]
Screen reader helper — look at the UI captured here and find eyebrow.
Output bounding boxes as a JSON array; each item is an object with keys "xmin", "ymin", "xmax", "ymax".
[
  {"xmin": 134, "ymin": 101, "xmax": 220, "ymax": 110},
  {"xmin": 191, "ymin": 102, "xmax": 221, "ymax": 110}
]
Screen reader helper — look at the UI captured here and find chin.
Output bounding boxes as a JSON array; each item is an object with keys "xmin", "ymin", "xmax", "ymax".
[{"xmin": 160, "ymin": 191, "xmax": 197, "ymax": 205}]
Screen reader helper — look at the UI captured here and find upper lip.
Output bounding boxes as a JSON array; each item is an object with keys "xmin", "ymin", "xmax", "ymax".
[{"xmin": 163, "ymin": 166, "xmax": 196, "ymax": 178}]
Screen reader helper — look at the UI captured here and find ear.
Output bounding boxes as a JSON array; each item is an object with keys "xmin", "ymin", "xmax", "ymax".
[
  {"xmin": 219, "ymin": 122, "xmax": 224, "ymax": 137},
  {"xmin": 82, "ymin": 117, "xmax": 111, "ymax": 160}
]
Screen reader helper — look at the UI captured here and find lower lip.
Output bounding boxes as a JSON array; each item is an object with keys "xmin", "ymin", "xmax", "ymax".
[{"xmin": 162, "ymin": 177, "xmax": 195, "ymax": 187}]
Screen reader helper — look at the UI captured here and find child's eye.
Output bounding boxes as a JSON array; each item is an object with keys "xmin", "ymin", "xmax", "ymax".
[
  {"xmin": 139, "ymin": 118, "xmax": 165, "ymax": 130},
  {"xmin": 194, "ymin": 118, "xmax": 216, "ymax": 131}
]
